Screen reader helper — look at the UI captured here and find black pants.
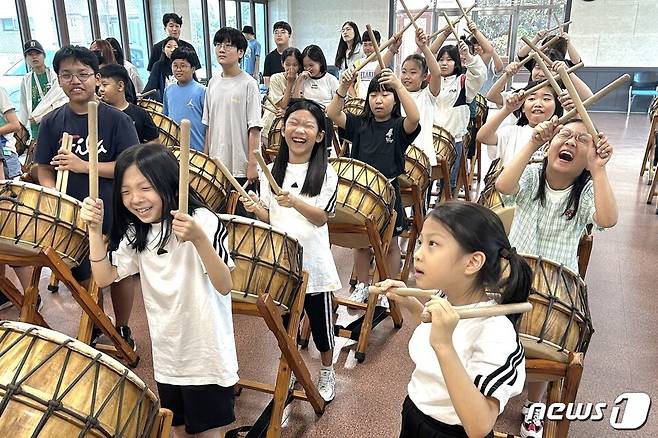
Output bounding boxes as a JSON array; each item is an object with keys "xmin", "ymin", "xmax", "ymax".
[
  {"xmin": 400, "ymin": 396, "xmax": 493, "ymax": 438},
  {"xmin": 303, "ymin": 292, "xmax": 334, "ymax": 353},
  {"xmin": 233, "ymin": 177, "xmax": 259, "ymax": 218}
]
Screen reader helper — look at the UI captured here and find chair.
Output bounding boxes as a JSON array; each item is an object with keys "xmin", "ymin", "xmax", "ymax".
[{"xmin": 627, "ymin": 72, "xmax": 658, "ymax": 116}]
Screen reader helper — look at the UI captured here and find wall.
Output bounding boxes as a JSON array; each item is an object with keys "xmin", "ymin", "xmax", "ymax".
[
  {"xmin": 569, "ymin": 0, "xmax": 658, "ymax": 67},
  {"xmin": 268, "ymin": 0, "xmax": 389, "ymax": 66}
]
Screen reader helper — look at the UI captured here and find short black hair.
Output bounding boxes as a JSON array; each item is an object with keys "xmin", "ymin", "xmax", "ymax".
[
  {"xmin": 162, "ymin": 13, "xmax": 182, "ymax": 27},
  {"xmin": 361, "ymin": 30, "xmax": 381, "ymax": 44},
  {"xmin": 301, "ymin": 45, "xmax": 327, "ymax": 74},
  {"xmin": 273, "ymin": 21, "xmax": 292, "ymax": 35},
  {"xmin": 281, "ymin": 47, "xmax": 303, "ymax": 73},
  {"xmin": 53, "ymin": 45, "xmax": 99, "ymax": 74},
  {"xmin": 99, "ymin": 64, "xmax": 130, "ymax": 90},
  {"xmin": 213, "ymin": 27, "xmax": 248, "ymax": 56},
  {"xmin": 170, "ymin": 46, "xmax": 198, "ymax": 67}
]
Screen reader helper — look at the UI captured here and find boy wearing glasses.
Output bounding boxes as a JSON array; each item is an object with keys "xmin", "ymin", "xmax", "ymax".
[
  {"xmin": 163, "ymin": 47, "xmax": 206, "ymax": 152},
  {"xmin": 34, "ymin": 45, "xmax": 140, "ymax": 349},
  {"xmin": 263, "ymin": 21, "xmax": 292, "ymax": 87},
  {"xmin": 203, "ymin": 27, "xmax": 261, "ymax": 210}
]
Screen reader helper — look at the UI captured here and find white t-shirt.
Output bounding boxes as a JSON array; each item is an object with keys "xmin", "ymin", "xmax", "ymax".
[
  {"xmin": 408, "ymin": 301, "xmax": 525, "ymax": 425},
  {"xmin": 300, "ymin": 73, "xmax": 339, "ymax": 107},
  {"xmin": 203, "ymin": 71, "xmax": 262, "ymax": 177},
  {"xmin": 110, "ymin": 208, "xmax": 239, "ymax": 386},
  {"xmin": 406, "ymin": 87, "xmax": 438, "ymax": 166},
  {"xmin": 0, "ymin": 87, "xmax": 17, "ymax": 154},
  {"xmin": 353, "ymin": 58, "xmax": 378, "ymax": 100},
  {"xmin": 491, "ymin": 124, "xmax": 546, "ymax": 165},
  {"xmin": 259, "ymin": 162, "xmax": 341, "ymax": 293}
]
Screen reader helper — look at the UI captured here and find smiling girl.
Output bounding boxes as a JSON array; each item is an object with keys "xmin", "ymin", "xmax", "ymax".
[{"xmin": 293, "ymin": 45, "xmax": 339, "ymax": 107}]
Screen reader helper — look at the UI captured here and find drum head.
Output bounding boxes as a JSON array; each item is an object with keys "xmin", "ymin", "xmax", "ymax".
[{"xmin": 147, "ymin": 110, "xmax": 181, "ymax": 147}]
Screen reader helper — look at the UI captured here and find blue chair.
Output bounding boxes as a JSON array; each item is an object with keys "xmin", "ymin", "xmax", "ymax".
[{"xmin": 627, "ymin": 72, "xmax": 658, "ymax": 116}]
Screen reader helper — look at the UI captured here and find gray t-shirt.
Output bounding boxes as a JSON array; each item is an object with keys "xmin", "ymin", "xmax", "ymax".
[{"xmin": 202, "ymin": 71, "xmax": 262, "ymax": 177}]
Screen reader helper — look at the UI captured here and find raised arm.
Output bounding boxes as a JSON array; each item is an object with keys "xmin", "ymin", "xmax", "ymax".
[
  {"xmin": 477, "ymin": 90, "xmax": 525, "ymax": 147},
  {"xmin": 517, "ymin": 29, "xmax": 547, "ymax": 60},
  {"xmin": 379, "ymin": 68, "xmax": 419, "ymax": 133},
  {"xmin": 486, "ymin": 62, "xmax": 520, "ymax": 107},
  {"xmin": 467, "ymin": 21, "xmax": 495, "ymax": 66},
  {"xmin": 429, "ymin": 29, "xmax": 451, "ymax": 55},
  {"xmin": 326, "ymin": 67, "xmax": 355, "ymax": 129},
  {"xmin": 587, "ymin": 134, "xmax": 618, "ymax": 228},
  {"xmin": 416, "ymin": 28, "xmax": 442, "ymax": 96}
]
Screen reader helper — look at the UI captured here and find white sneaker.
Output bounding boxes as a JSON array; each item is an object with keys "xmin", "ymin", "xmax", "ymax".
[
  {"xmin": 520, "ymin": 407, "xmax": 544, "ymax": 438},
  {"xmin": 317, "ymin": 368, "xmax": 336, "ymax": 402},
  {"xmin": 378, "ymin": 294, "xmax": 389, "ymax": 308},
  {"xmin": 348, "ymin": 282, "xmax": 369, "ymax": 303},
  {"xmin": 521, "ymin": 399, "xmax": 532, "ymax": 416}
]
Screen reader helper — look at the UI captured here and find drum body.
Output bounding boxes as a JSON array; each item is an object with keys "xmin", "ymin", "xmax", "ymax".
[
  {"xmin": 137, "ymin": 98, "xmax": 163, "ymax": 114},
  {"xmin": 170, "ymin": 147, "xmax": 230, "ymax": 212},
  {"xmin": 0, "ymin": 321, "xmax": 159, "ymax": 437},
  {"xmin": 329, "ymin": 157, "xmax": 394, "ymax": 249},
  {"xmin": 478, "ymin": 159, "xmax": 505, "ymax": 211},
  {"xmin": 343, "ymin": 98, "xmax": 365, "ymax": 117},
  {"xmin": 431, "ymin": 125, "xmax": 456, "ymax": 180},
  {"xmin": 399, "ymin": 145, "xmax": 431, "ymax": 207},
  {"xmin": 519, "ymin": 255, "xmax": 594, "ymax": 363},
  {"xmin": 220, "ymin": 215, "xmax": 304, "ymax": 313},
  {"xmin": 146, "ymin": 110, "xmax": 180, "ymax": 147},
  {"xmin": 474, "ymin": 93, "xmax": 489, "ymax": 130},
  {"xmin": 264, "ymin": 116, "xmax": 284, "ymax": 161},
  {"xmin": 0, "ymin": 181, "xmax": 88, "ymax": 266}
]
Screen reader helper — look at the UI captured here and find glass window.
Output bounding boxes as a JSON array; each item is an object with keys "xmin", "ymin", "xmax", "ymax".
[
  {"xmin": 208, "ymin": 1, "xmax": 222, "ymax": 77},
  {"xmin": 65, "ymin": 0, "xmax": 93, "ymax": 46},
  {"xmin": 98, "ymin": 0, "xmax": 121, "ymax": 39},
  {"xmin": 240, "ymin": 1, "xmax": 251, "ymax": 29},
  {"xmin": 25, "ymin": 0, "xmax": 59, "ymax": 52},
  {"xmin": 255, "ymin": 2, "xmax": 266, "ymax": 70},
  {"xmin": 226, "ymin": 1, "xmax": 237, "ymax": 29},
  {"xmin": 125, "ymin": 0, "xmax": 149, "ymax": 83},
  {"xmin": 0, "ymin": 0, "xmax": 25, "ymax": 111},
  {"xmin": 475, "ymin": 13, "xmax": 513, "ymax": 61},
  {"xmin": 149, "ymin": 0, "xmax": 175, "ymax": 42}
]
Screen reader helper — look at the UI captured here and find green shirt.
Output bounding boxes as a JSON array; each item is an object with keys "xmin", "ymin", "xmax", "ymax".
[{"xmin": 30, "ymin": 72, "xmax": 50, "ymax": 139}]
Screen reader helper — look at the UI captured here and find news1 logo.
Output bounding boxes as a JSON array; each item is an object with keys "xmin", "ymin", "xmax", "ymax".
[{"xmin": 526, "ymin": 393, "xmax": 651, "ymax": 430}]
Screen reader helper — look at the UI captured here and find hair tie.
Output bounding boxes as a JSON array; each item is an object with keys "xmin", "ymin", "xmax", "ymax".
[{"xmin": 500, "ymin": 246, "xmax": 517, "ymax": 260}]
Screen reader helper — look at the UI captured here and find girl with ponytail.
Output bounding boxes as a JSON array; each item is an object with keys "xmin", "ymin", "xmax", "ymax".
[{"xmin": 378, "ymin": 201, "xmax": 531, "ymax": 438}]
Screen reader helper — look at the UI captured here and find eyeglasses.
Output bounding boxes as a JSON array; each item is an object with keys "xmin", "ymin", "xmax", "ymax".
[
  {"xmin": 172, "ymin": 63, "xmax": 191, "ymax": 71},
  {"xmin": 58, "ymin": 72, "xmax": 95, "ymax": 82},
  {"xmin": 556, "ymin": 128, "xmax": 591, "ymax": 145},
  {"xmin": 274, "ymin": 30, "xmax": 289, "ymax": 36},
  {"xmin": 214, "ymin": 42, "xmax": 236, "ymax": 50}
]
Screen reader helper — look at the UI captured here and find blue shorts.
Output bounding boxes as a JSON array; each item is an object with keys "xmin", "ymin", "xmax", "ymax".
[{"xmin": 2, "ymin": 150, "xmax": 21, "ymax": 179}]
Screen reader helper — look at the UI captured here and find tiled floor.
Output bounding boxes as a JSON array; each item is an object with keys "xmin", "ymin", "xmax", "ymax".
[{"xmin": 1, "ymin": 112, "xmax": 657, "ymax": 437}]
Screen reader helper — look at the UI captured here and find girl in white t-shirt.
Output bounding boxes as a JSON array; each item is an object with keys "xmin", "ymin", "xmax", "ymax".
[
  {"xmin": 378, "ymin": 201, "xmax": 531, "ymax": 438},
  {"xmin": 81, "ymin": 144, "xmax": 238, "ymax": 438},
  {"xmin": 293, "ymin": 45, "xmax": 339, "ymax": 107},
  {"xmin": 478, "ymin": 83, "xmax": 563, "ymax": 166},
  {"xmin": 241, "ymin": 99, "xmax": 341, "ymax": 403}
]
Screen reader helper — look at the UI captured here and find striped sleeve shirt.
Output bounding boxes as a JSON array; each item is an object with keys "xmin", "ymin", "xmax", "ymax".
[{"xmin": 408, "ymin": 301, "xmax": 525, "ymax": 425}]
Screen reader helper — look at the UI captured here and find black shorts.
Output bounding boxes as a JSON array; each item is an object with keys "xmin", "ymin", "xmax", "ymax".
[
  {"xmin": 400, "ymin": 396, "xmax": 493, "ymax": 438},
  {"xmin": 157, "ymin": 382, "xmax": 236, "ymax": 434},
  {"xmin": 392, "ymin": 180, "xmax": 407, "ymax": 237},
  {"xmin": 303, "ymin": 292, "xmax": 334, "ymax": 353}
]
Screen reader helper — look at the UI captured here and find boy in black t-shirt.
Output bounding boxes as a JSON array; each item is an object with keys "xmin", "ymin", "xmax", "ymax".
[
  {"xmin": 263, "ymin": 21, "xmax": 292, "ymax": 87},
  {"xmin": 99, "ymin": 64, "xmax": 159, "ymax": 143},
  {"xmin": 35, "ymin": 45, "xmax": 140, "ymax": 350}
]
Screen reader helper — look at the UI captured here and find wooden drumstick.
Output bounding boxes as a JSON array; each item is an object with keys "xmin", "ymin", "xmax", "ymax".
[
  {"xmin": 55, "ymin": 132, "xmax": 70, "ymax": 191},
  {"xmin": 87, "ymin": 101, "xmax": 98, "ymax": 199},
  {"xmin": 59, "ymin": 134, "xmax": 73, "ymax": 194},
  {"xmin": 366, "ymin": 24, "xmax": 386, "ymax": 70},
  {"xmin": 558, "ymin": 74, "xmax": 631, "ymax": 124},
  {"xmin": 442, "ymin": 11, "xmax": 461, "ymax": 41},
  {"xmin": 556, "ymin": 66, "xmax": 599, "ymax": 139},
  {"xmin": 262, "ymin": 105, "xmax": 278, "ymax": 115},
  {"xmin": 399, "ymin": 0, "xmax": 420, "ymax": 31},
  {"xmin": 454, "ymin": 0, "xmax": 473, "ymax": 25},
  {"xmin": 265, "ymin": 94, "xmax": 278, "ymax": 109},
  {"xmin": 429, "ymin": 5, "xmax": 475, "ymax": 40},
  {"xmin": 353, "ymin": 6, "xmax": 429, "ymax": 74},
  {"xmin": 521, "ymin": 36, "xmax": 555, "ymax": 68},
  {"xmin": 178, "ymin": 119, "xmax": 191, "ymax": 213},
  {"xmin": 530, "ymin": 53, "xmax": 563, "ymax": 95},
  {"xmin": 368, "ymin": 285, "xmax": 438, "ymax": 298},
  {"xmin": 211, "ymin": 157, "xmax": 252, "ymax": 200},
  {"xmin": 522, "ymin": 62, "xmax": 582, "ymax": 96},
  {"xmin": 517, "ymin": 35, "xmax": 559, "ymax": 69},
  {"xmin": 253, "ymin": 149, "xmax": 283, "ymax": 195}
]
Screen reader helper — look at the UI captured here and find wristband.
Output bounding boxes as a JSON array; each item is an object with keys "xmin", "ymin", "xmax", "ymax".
[
  {"xmin": 336, "ymin": 90, "xmax": 346, "ymax": 99},
  {"xmin": 90, "ymin": 253, "xmax": 108, "ymax": 263}
]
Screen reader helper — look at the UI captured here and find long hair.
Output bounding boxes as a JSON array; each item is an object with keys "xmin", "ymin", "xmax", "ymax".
[
  {"xmin": 302, "ymin": 45, "xmax": 328, "ymax": 75},
  {"xmin": 90, "ymin": 39, "xmax": 116, "ymax": 66},
  {"xmin": 108, "ymin": 144, "xmax": 209, "ymax": 253},
  {"xmin": 271, "ymin": 99, "xmax": 331, "ymax": 197},
  {"xmin": 515, "ymin": 80, "xmax": 564, "ymax": 126},
  {"xmin": 361, "ymin": 72, "xmax": 402, "ymax": 123},
  {"xmin": 427, "ymin": 202, "xmax": 532, "ymax": 324},
  {"xmin": 437, "ymin": 45, "xmax": 463, "ymax": 76},
  {"xmin": 335, "ymin": 21, "xmax": 361, "ymax": 69},
  {"xmin": 105, "ymin": 37, "xmax": 125, "ymax": 65},
  {"xmin": 533, "ymin": 118, "xmax": 592, "ymax": 219},
  {"xmin": 402, "ymin": 54, "xmax": 429, "ymax": 89}
]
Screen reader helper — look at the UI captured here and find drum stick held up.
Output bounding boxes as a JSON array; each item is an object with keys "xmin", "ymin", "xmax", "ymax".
[
  {"xmin": 522, "ymin": 36, "xmax": 555, "ymax": 68},
  {"xmin": 366, "ymin": 24, "xmax": 386, "ymax": 70},
  {"xmin": 454, "ymin": 0, "xmax": 473, "ymax": 25},
  {"xmin": 547, "ymin": 19, "xmax": 571, "ymax": 34},
  {"xmin": 178, "ymin": 119, "xmax": 191, "ymax": 213},
  {"xmin": 530, "ymin": 53, "xmax": 563, "ymax": 95},
  {"xmin": 399, "ymin": 0, "xmax": 420, "ymax": 31},
  {"xmin": 517, "ymin": 35, "xmax": 559, "ymax": 68},
  {"xmin": 254, "ymin": 150, "xmax": 283, "ymax": 195},
  {"xmin": 55, "ymin": 132, "xmax": 70, "ymax": 192},
  {"xmin": 523, "ymin": 62, "xmax": 582, "ymax": 96},
  {"xmin": 556, "ymin": 66, "xmax": 599, "ymax": 139},
  {"xmin": 87, "ymin": 101, "xmax": 98, "ymax": 200},
  {"xmin": 211, "ymin": 158, "xmax": 252, "ymax": 200},
  {"xmin": 430, "ymin": 5, "xmax": 475, "ymax": 40},
  {"xmin": 442, "ymin": 11, "xmax": 461, "ymax": 41},
  {"xmin": 558, "ymin": 74, "xmax": 631, "ymax": 124}
]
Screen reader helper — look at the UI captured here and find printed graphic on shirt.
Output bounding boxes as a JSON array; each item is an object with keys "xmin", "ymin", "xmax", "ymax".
[
  {"xmin": 385, "ymin": 128, "xmax": 394, "ymax": 144},
  {"xmin": 70, "ymin": 135, "xmax": 108, "ymax": 156}
]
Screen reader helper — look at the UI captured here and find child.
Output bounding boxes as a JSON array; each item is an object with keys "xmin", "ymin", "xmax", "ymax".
[
  {"xmin": 466, "ymin": 22, "xmax": 504, "ymax": 96},
  {"xmin": 144, "ymin": 36, "xmax": 178, "ymax": 102},
  {"xmin": 35, "ymin": 45, "xmax": 140, "ymax": 348},
  {"xmin": 163, "ymin": 46, "xmax": 207, "ymax": 152},
  {"xmin": 19, "ymin": 39, "xmax": 61, "ymax": 141},
  {"xmin": 433, "ymin": 41, "xmax": 486, "ymax": 197},
  {"xmin": 80, "ymin": 144, "xmax": 237, "ymax": 438},
  {"xmin": 99, "ymin": 64, "xmax": 159, "ymax": 144},
  {"xmin": 261, "ymin": 47, "xmax": 303, "ymax": 146},
  {"xmin": 477, "ymin": 83, "xmax": 563, "ymax": 165},
  {"xmin": 293, "ymin": 45, "xmax": 339, "ymax": 107},
  {"xmin": 495, "ymin": 118, "xmax": 617, "ymax": 438},
  {"xmin": 106, "ymin": 37, "xmax": 145, "ymax": 93},
  {"xmin": 327, "ymin": 68, "xmax": 420, "ymax": 303},
  {"xmin": 240, "ymin": 99, "xmax": 341, "ymax": 402},
  {"xmin": 379, "ymin": 201, "xmax": 531, "ymax": 438},
  {"xmin": 335, "ymin": 21, "xmax": 362, "ymax": 73},
  {"xmin": 240, "ymin": 25, "xmax": 261, "ymax": 81},
  {"xmin": 203, "ymin": 27, "xmax": 261, "ymax": 193},
  {"xmin": 352, "ymin": 29, "xmax": 385, "ymax": 100},
  {"xmin": 263, "ymin": 21, "xmax": 292, "ymax": 87}
]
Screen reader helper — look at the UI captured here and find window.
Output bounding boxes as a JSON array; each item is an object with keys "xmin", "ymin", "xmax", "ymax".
[
  {"xmin": 1, "ymin": 18, "xmax": 18, "ymax": 32},
  {"xmin": 125, "ymin": 0, "xmax": 149, "ymax": 83},
  {"xmin": 65, "ymin": 0, "xmax": 93, "ymax": 46},
  {"xmin": 208, "ymin": 1, "xmax": 222, "ymax": 77},
  {"xmin": 255, "ymin": 2, "xmax": 266, "ymax": 70},
  {"xmin": 240, "ymin": 1, "xmax": 251, "ymax": 29},
  {"xmin": 25, "ymin": 0, "xmax": 59, "ymax": 52},
  {"xmin": 225, "ymin": 1, "xmax": 237, "ymax": 29},
  {"xmin": 0, "ymin": 0, "xmax": 24, "ymax": 111},
  {"xmin": 98, "ymin": 0, "xmax": 121, "ymax": 39}
]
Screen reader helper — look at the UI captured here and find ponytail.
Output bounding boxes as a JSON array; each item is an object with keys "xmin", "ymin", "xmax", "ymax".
[{"xmin": 499, "ymin": 247, "xmax": 533, "ymax": 324}]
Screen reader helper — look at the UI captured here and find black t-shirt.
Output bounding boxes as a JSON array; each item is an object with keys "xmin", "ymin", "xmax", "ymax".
[
  {"xmin": 344, "ymin": 113, "xmax": 420, "ymax": 179},
  {"xmin": 35, "ymin": 102, "xmax": 140, "ymax": 233},
  {"xmin": 147, "ymin": 39, "xmax": 200, "ymax": 71},
  {"xmin": 263, "ymin": 49, "xmax": 284, "ymax": 78},
  {"xmin": 122, "ymin": 103, "xmax": 159, "ymax": 143}
]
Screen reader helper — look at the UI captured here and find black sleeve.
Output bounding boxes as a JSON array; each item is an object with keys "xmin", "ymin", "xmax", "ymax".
[
  {"xmin": 125, "ymin": 78, "xmax": 137, "ymax": 104},
  {"xmin": 143, "ymin": 63, "xmax": 162, "ymax": 101},
  {"xmin": 344, "ymin": 113, "xmax": 359, "ymax": 158},
  {"xmin": 34, "ymin": 112, "xmax": 58, "ymax": 164},
  {"xmin": 395, "ymin": 117, "xmax": 420, "ymax": 154},
  {"xmin": 147, "ymin": 41, "xmax": 162, "ymax": 72},
  {"xmin": 263, "ymin": 52, "xmax": 274, "ymax": 77},
  {"xmin": 139, "ymin": 107, "xmax": 160, "ymax": 142}
]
